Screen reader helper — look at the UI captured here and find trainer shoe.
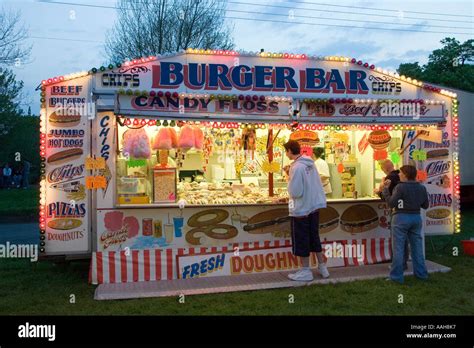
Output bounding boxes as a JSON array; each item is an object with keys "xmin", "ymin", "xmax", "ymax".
[
  {"xmin": 318, "ymin": 263, "xmax": 330, "ymax": 278},
  {"xmin": 288, "ymin": 269, "xmax": 314, "ymax": 281}
]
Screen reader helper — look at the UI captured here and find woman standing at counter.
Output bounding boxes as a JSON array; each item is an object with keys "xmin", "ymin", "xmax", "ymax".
[
  {"xmin": 381, "ymin": 165, "xmax": 429, "ymax": 284},
  {"xmin": 312, "ymin": 147, "xmax": 332, "ymax": 195}
]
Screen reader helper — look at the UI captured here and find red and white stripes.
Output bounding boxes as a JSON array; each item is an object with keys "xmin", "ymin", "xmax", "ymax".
[
  {"xmin": 89, "ymin": 238, "xmax": 391, "ymax": 284},
  {"xmin": 342, "ymin": 238, "xmax": 392, "ymax": 266}
]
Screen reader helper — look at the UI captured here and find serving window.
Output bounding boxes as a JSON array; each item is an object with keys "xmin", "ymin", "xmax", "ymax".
[{"xmin": 115, "ymin": 118, "xmax": 404, "ymax": 206}]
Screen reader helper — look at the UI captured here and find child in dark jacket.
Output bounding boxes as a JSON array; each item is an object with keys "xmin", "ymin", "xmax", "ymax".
[{"xmin": 381, "ymin": 165, "xmax": 429, "ymax": 284}]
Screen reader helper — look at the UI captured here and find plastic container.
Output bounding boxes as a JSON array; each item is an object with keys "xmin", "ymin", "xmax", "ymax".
[
  {"xmin": 461, "ymin": 240, "xmax": 474, "ymax": 256},
  {"xmin": 117, "ymin": 176, "xmax": 146, "ymax": 194}
]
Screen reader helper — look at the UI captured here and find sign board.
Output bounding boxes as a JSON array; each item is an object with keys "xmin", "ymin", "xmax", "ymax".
[
  {"xmin": 416, "ymin": 126, "xmax": 443, "ymax": 143},
  {"xmin": 177, "ymin": 246, "xmax": 346, "ymax": 279},
  {"xmin": 44, "ymin": 76, "xmax": 91, "ymax": 254}
]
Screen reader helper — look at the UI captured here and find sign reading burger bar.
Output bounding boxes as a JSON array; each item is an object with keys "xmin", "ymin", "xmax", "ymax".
[{"xmin": 44, "ymin": 76, "xmax": 91, "ymax": 254}]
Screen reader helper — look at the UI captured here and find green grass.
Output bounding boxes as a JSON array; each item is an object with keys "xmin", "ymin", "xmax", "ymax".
[
  {"xmin": 0, "ymin": 187, "xmax": 38, "ymax": 218},
  {"xmin": 0, "ymin": 208, "xmax": 473, "ymax": 315}
]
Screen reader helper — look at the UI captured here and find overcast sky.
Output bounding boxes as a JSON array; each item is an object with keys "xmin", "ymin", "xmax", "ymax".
[{"xmin": 3, "ymin": 0, "xmax": 473, "ymax": 114}]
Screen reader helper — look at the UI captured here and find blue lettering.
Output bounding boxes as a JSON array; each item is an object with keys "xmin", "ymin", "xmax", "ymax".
[
  {"xmin": 326, "ymin": 69, "xmax": 345, "ymax": 91},
  {"xmin": 275, "ymin": 67, "xmax": 297, "ymax": 90},
  {"xmin": 134, "ymin": 96, "xmax": 148, "ymax": 107},
  {"xmin": 190, "ymin": 262, "xmax": 200, "ymax": 278},
  {"xmin": 207, "ymin": 257, "xmax": 215, "ymax": 271},
  {"xmin": 208, "ymin": 64, "xmax": 231, "ymax": 88},
  {"xmin": 231, "ymin": 65, "xmax": 252, "ymax": 88},
  {"xmin": 199, "ymin": 259, "xmax": 208, "ymax": 275},
  {"xmin": 160, "ymin": 62, "xmax": 183, "ymax": 86},
  {"xmin": 99, "ymin": 115, "xmax": 109, "ymax": 128},
  {"xmin": 187, "ymin": 63, "xmax": 205, "ymax": 87},
  {"xmin": 182, "ymin": 265, "xmax": 191, "ymax": 279},
  {"xmin": 215, "ymin": 253, "xmax": 225, "ymax": 269},
  {"xmin": 348, "ymin": 70, "xmax": 368, "ymax": 92},
  {"xmin": 255, "ymin": 66, "xmax": 273, "ymax": 89},
  {"xmin": 305, "ymin": 68, "xmax": 326, "ymax": 89}
]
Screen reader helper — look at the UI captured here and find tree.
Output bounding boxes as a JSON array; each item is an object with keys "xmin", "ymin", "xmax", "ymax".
[
  {"xmin": 397, "ymin": 62, "xmax": 424, "ymax": 80},
  {"xmin": 398, "ymin": 38, "xmax": 474, "ymax": 92},
  {"xmin": 0, "ymin": 68, "xmax": 23, "ymax": 116},
  {"xmin": 105, "ymin": 0, "xmax": 234, "ymax": 62},
  {"xmin": 0, "ymin": 68, "xmax": 23, "ymax": 140},
  {"xmin": 0, "ymin": 8, "xmax": 31, "ymax": 65}
]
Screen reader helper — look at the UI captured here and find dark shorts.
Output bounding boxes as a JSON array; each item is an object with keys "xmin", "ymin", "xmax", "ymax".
[{"xmin": 290, "ymin": 210, "xmax": 322, "ymax": 257}]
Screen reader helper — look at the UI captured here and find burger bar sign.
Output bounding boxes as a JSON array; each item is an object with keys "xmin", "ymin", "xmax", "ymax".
[{"xmin": 102, "ymin": 61, "xmax": 372, "ymax": 94}]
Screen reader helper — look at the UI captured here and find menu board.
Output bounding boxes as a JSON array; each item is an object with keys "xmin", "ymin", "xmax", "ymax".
[
  {"xmin": 154, "ymin": 168, "xmax": 177, "ymax": 203},
  {"xmin": 43, "ymin": 76, "xmax": 91, "ymax": 254}
]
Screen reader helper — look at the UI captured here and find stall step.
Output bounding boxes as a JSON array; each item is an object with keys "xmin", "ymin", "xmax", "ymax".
[{"xmin": 94, "ymin": 260, "xmax": 450, "ymax": 300}]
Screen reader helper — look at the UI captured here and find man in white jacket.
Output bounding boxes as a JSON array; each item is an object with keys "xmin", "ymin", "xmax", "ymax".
[{"xmin": 284, "ymin": 140, "xmax": 330, "ymax": 281}]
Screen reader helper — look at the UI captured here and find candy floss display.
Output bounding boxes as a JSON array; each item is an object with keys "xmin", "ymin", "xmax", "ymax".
[{"xmin": 38, "ymin": 49, "xmax": 460, "ymax": 287}]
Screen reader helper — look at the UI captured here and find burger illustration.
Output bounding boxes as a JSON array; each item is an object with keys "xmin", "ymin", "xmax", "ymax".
[
  {"xmin": 340, "ymin": 204, "xmax": 379, "ymax": 234},
  {"xmin": 243, "ymin": 209, "xmax": 290, "ymax": 234},
  {"xmin": 319, "ymin": 206, "xmax": 340, "ymax": 234},
  {"xmin": 368, "ymin": 130, "xmax": 391, "ymax": 150}
]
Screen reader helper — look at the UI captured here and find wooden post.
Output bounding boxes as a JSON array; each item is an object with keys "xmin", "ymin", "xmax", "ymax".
[{"xmin": 268, "ymin": 129, "xmax": 274, "ymax": 197}]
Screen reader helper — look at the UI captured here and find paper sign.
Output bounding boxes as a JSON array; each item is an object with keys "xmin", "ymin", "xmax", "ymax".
[
  {"xmin": 337, "ymin": 163, "xmax": 345, "ymax": 173},
  {"xmin": 85, "ymin": 157, "xmax": 95, "ymax": 170},
  {"xmin": 86, "ymin": 175, "xmax": 107, "ymax": 189},
  {"xmin": 413, "ymin": 150, "xmax": 427, "ymax": 161},
  {"xmin": 390, "ymin": 152, "xmax": 401, "ymax": 164},
  {"xmin": 358, "ymin": 133, "xmax": 369, "ymax": 155},
  {"xmin": 373, "ymin": 150, "xmax": 388, "ymax": 160},
  {"xmin": 416, "ymin": 126, "xmax": 443, "ymax": 143},
  {"xmin": 417, "ymin": 170, "xmax": 428, "ymax": 182},
  {"xmin": 290, "ymin": 130, "xmax": 319, "ymax": 143},
  {"xmin": 95, "ymin": 157, "xmax": 106, "ymax": 169},
  {"xmin": 85, "ymin": 157, "xmax": 106, "ymax": 170}
]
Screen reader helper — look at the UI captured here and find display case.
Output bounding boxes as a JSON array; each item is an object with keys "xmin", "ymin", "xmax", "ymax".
[
  {"xmin": 117, "ymin": 175, "xmax": 150, "ymax": 204},
  {"xmin": 153, "ymin": 167, "xmax": 177, "ymax": 203}
]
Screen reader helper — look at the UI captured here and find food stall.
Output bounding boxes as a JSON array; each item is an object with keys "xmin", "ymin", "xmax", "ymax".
[{"xmin": 38, "ymin": 49, "xmax": 460, "ymax": 284}]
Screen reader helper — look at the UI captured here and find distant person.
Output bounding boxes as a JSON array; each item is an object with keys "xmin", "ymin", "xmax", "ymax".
[
  {"xmin": 3, "ymin": 163, "xmax": 12, "ymax": 189},
  {"xmin": 22, "ymin": 160, "xmax": 31, "ymax": 189},
  {"xmin": 312, "ymin": 147, "xmax": 332, "ymax": 195},
  {"xmin": 13, "ymin": 166, "xmax": 22, "ymax": 188},
  {"xmin": 283, "ymin": 140, "xmax": 329, "ymax": 281},
  {"xmin": 282, "ymin": 164, "xmax": 290, "ymax": 182},
  {"xmin": 381, "ymin": 165, "xmax": 429, "ymax": 284}
]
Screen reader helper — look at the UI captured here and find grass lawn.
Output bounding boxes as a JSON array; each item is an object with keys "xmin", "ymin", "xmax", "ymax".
[
  {"xmin": 0, "ymin": 206, "xmax": 473, "ymax": 315},
  {"xmin": 0, "ymin": 187, "xmax": 38, "ymax": 218}
]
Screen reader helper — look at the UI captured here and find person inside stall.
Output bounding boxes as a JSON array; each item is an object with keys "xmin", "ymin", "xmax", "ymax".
[
  {"xmin": 312, "ymin": 147, "xmax": 332, "ymax": 195},
  {"xmin": 375, "ymin": 159, "xmax": 400, "ymax": 196},
  {"xmin": 282, "ymin": 165, "xmax": 290, "ymax": 182},
  {"xmin": 376, "ymin": 159, "xmax": 408, "ymax": 271}
]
